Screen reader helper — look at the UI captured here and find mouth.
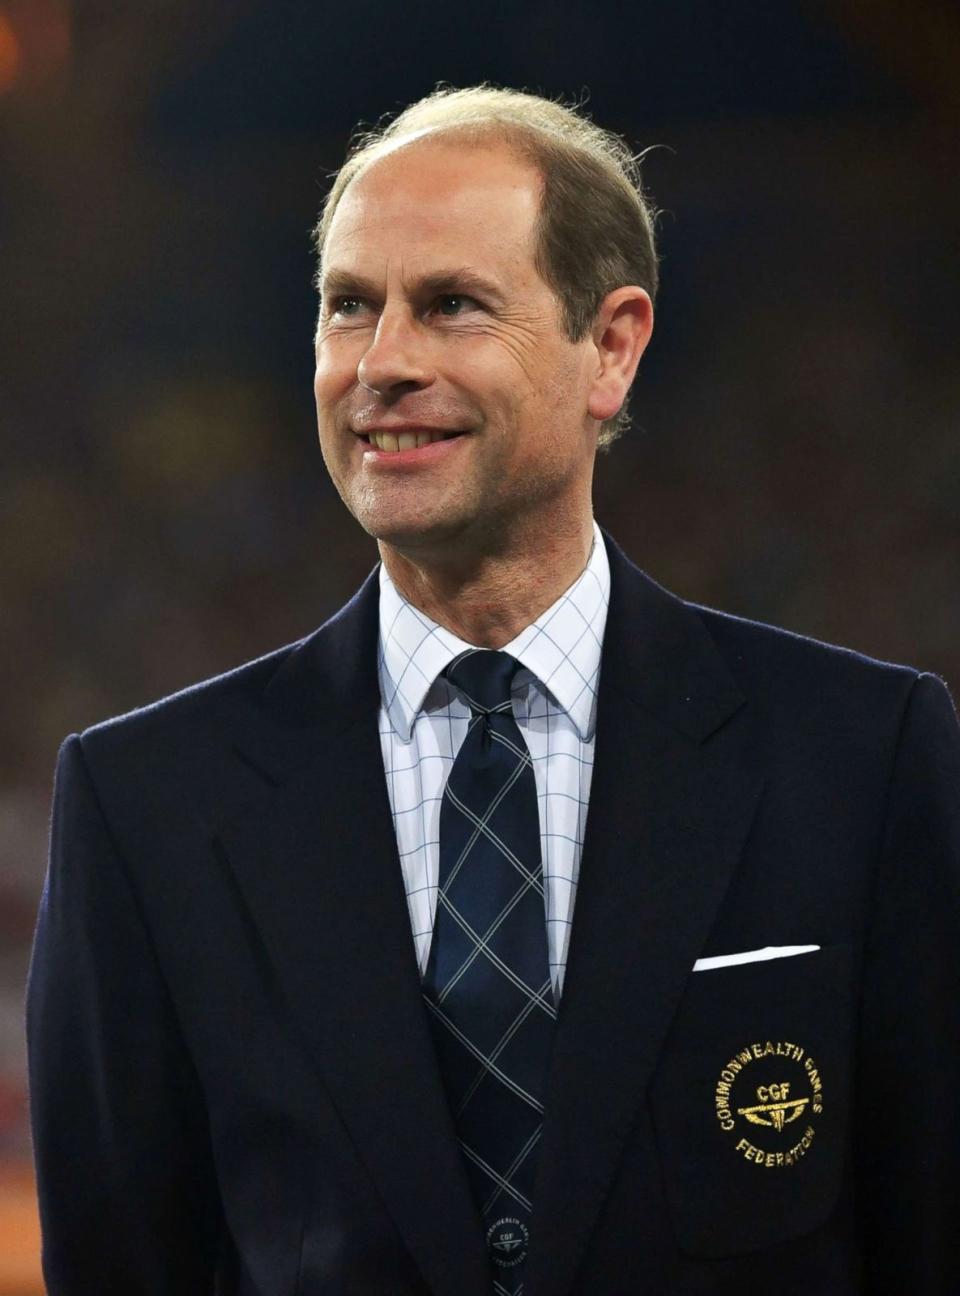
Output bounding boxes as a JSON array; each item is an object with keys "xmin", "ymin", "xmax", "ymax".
[{"xmin": 358, "ymin": 427, "xmax": 467, "ymax": 454}]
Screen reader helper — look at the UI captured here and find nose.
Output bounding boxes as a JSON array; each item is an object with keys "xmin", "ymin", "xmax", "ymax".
[{"xmin": 357, "ymin": 306, "xmax": 436, "ymax": 398}]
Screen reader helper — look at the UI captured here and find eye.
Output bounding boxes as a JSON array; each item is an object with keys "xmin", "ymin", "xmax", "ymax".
[
  {"xmin": 330, "ymin": 295, "xmax": 365, "ymax": 317},
  {"xmin": 432, "ymin": 294, "xmax": 479, "ymax": 317}
]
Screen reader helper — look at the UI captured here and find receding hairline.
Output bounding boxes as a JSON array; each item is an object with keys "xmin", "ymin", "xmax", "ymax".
[
  {"xmin": 318, "ymin": 121, "xmax": 568, "ymax": 258},
  {"xmin": 342, "ymin": 125, "xmax": 545, "ymax": 197}
]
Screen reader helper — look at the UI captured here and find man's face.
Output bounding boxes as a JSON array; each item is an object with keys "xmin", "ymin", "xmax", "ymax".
[{"xmin": 314, "ymin": 137, "xmax": 602, "ymax": 558}]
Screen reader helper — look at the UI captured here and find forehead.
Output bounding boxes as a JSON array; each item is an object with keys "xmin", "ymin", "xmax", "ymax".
[{"xmin": 323, "ymin": 138, "xmax": 543, "ymax": 283}]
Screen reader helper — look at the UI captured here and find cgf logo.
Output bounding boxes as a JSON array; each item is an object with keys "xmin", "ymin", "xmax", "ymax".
[
  {"xmin": 714, "ymin": 1041, "xmax": 824, "ymax": 1168},
  {"xmin": 486, "ymin": 1217, "xmax": 529, "ymax": 1268},
  {"xmin": 737, "ymin": 1081, "xmax": 810, "ymax": 1132}
]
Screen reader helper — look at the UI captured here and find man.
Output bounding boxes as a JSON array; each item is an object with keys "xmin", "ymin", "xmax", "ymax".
[{"xmin": 27, "ymin": 87, "xmax": 960, "ymax": 1295}]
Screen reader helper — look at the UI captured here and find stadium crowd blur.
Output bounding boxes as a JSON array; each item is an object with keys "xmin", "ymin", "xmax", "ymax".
[{"xmin": 1, "ymin": 1, "xmax": 958, "ymax": 1290}]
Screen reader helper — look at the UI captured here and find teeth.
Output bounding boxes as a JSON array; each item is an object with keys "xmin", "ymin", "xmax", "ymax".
[{"xmin": 369, "ymin": 429, "xmax": 457, "ymax": 453}]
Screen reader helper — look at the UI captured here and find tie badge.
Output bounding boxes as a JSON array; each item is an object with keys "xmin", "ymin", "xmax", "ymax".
[
  {"xmin": 714, "ymin": 1040, "xmax": 824, "ymax": 1168},
  {"xmin": 487, "ymin": 1216, "xmax": 529, "ymax": 1268}
]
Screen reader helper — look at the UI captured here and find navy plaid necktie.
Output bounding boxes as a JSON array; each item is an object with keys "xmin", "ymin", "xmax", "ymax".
[{"xmin": 423, "ymin": 649, "xmax": 555, "ymax": 1296}]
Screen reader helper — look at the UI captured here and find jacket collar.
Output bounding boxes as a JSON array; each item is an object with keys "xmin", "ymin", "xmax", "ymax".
[{"xmin": 232, "ymin": 526, "xmax": 742, "ymax": 781}]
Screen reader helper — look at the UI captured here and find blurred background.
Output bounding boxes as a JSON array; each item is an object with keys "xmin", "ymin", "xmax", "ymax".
[{"xmin": 1, "ymin": 0, "xmax": 958, "ymax": 1288}]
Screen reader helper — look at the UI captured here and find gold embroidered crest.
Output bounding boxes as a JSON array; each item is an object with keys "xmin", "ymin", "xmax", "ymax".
[{"xmin": 714, "ymin": 1040, "xmax": 823, "ymax": 1168}]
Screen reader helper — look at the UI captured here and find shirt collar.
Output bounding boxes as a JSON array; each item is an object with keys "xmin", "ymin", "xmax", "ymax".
[{"xmin": 378, "ymin": 521, "xmax": 610, "ymax": 743}]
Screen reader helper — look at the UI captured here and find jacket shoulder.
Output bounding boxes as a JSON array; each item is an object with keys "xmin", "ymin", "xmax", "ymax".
[
  {"xmin": 66, "ymin": 567, "xmax": 382, "ymax": 819},
  {"xmin": 695, "ymin": 601, "xmax": 917, "ymax": 676},
  {"xmin": 604, "ymin": 530, "xmax": 935, "ymax": 719},
  {"xmin": 691, "ymin": 600, "xmax": 929, "ymax": 716},
  {"xmin": 75, "ymin": 638, "xmax": 302, "ymax": 773}
]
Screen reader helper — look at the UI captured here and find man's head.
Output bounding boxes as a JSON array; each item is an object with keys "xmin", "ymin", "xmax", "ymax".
[
  {"xmin": 313, "ymin": 86, "xmax": 656, "ymax": 561},
  {"xmin": 316, "ymin": 86, "xmax": 659, "ymax": 449}
]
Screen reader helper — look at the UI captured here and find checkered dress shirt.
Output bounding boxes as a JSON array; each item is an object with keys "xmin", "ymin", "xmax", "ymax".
[{"xmin": 377, "ymin": 523, "xmax": 610, "ymax": 999}]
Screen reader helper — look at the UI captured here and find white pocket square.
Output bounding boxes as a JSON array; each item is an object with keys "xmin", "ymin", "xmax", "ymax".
[{"xmin": 692, "ymin": 944, "xmax": 820, "ymax": 972}]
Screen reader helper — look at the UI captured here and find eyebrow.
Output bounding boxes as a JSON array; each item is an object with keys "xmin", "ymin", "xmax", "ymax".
[{"xmin": 319, "ymin": 266, "xmax": 507, "ymax": 306}]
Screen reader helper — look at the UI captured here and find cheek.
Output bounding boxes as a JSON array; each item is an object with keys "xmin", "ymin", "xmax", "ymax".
[
  {"xmin": 313, "ymin": 363, "xmax": 340, "ymax": 411},
  {"xmin": 313, "ymin": 364, "xmax": 348, "ymax": 475},
  {"xmin": 453, "ymin": 346, "xmax": 529, "ymax": 421},
  {"xmin": 314, "ymin": 338, "xmax": 361, "ymax": 406},
  {"xmin": 511, "ymin": 350, "xmax": 584, "ymax": 429}
]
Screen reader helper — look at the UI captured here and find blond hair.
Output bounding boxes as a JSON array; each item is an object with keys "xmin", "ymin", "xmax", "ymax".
[{"xmin": 314, "ymin": 86, "xmax": 659, "ymax": 446}]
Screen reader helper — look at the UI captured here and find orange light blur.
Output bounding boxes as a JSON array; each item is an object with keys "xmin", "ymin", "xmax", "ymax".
[
  {"xmin": 0, "ymin": 0, "xmax": 72, "ymax": 99},
  {"xmin": 0, "ymin": 11, "xmax": 23, "ymax": 96},
  {"xmin": 0, "ymin": 1162, "xmax": 42, "ymax": 1295}
]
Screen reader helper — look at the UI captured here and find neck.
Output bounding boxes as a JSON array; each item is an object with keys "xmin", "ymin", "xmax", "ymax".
[{"xmin": 379, "ymin": 513, "xmax": 596, "ymax": 648}]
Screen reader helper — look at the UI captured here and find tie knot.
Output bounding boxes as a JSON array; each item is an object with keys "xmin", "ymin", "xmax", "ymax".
[{"xmin": 445, "ymin": 649, "xmax": 520, "ymax": 716}]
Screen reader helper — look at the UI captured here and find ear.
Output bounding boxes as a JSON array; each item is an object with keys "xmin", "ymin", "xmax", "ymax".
[{"xmin": 586, "ymin": 287, "xmax": 654, "ymax": 424}]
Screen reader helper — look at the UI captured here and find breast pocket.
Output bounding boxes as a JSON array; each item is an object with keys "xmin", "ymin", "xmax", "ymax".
[{"xmin": 648, "ymin": 942, "xmax": 855, "ymax": 1258}]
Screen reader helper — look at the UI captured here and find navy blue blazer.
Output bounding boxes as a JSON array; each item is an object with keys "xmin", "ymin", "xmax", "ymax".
[{"xmin": 27, "ymin": 534, "xmax": 960, "ymax": 1294}]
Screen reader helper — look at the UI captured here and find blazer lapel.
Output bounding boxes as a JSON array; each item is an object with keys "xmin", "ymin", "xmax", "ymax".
[
  {"xmin": 216, "ymin": 571, "xmax": 489, "ymax": 1296},
  {"xmin": 527, "ymin": 538, "xmax": 763, "ymax": 1296}
]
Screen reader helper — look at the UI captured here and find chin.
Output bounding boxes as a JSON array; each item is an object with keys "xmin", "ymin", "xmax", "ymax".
[{"xmin": 358, "ymin": 508, "xmax": 479, "ymax": 555}]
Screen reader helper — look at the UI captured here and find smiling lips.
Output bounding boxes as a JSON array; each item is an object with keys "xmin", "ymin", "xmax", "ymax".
[{"xmin": 363, "ymin": 427, "xmax": 464, "ymax": 453}]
